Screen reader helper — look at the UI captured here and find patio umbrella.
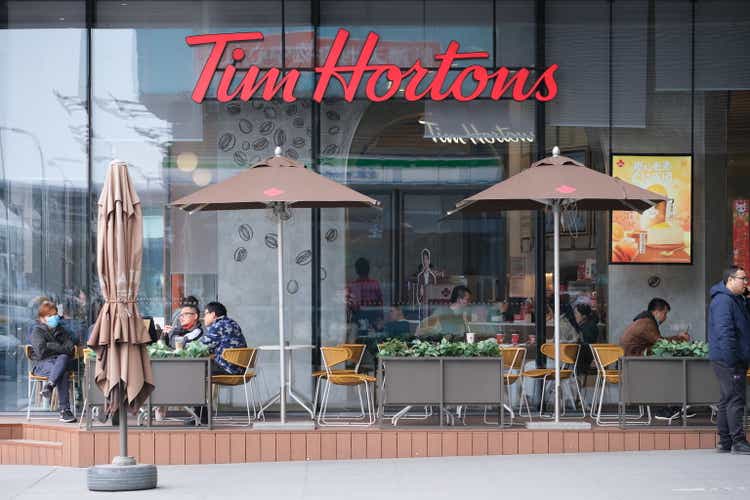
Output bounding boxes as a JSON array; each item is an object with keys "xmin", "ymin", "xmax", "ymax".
[
  {"xmin": 88, "ymin": 161, "xmax": 155, "ymax": 473},
  {"xmin": 449, "ymin": 146, "xmax": 667, "ymax": 425},
  {"xmin": 171, "ymin": 147, "xmax": 379, "ymax": 425}
]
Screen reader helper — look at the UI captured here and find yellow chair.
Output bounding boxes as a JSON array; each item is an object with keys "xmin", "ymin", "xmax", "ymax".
[
  {"xmin": 317, "ymin": 346, "xmax": 376, "ymax": 427},
  {"xmin": 24, "ymin": 345, "xmax": 79, "ymax": 420},
  {"xmin": 520, "ymin": 343, "xmax": 585, "ymax": 418},
  {"xmin": 312, "ymin": 343, "xmax": 366, "ymax": 416},
  {"xmin": 483, "ymin": 346, "xmax": 530, "ymax": 425},
  {"xmin": 211, "ymin": 347, "xmax": 262, "ymax": 425},
  {"xmin": 590, "ymin": 344, "xmax": 652, "ymax": 426}
]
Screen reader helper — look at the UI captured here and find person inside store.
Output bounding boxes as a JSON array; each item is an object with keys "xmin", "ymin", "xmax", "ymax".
[
  {"xmin": 619, "ymin": 298, "xmax": 689, "ymax": 356},
  {"xmin": 382, "ymin": 306, "xmax": 411, "ymax": 338},
  {"xmin": 164, "ymin": 303, "xmax": 203, "ymax": 348},
  {"xmin": 558, "ymin": 295, "xmax": 580, "ymax": 343},
  {"xmin": 416, "ymin": 285, "xmax": 472, "ymax": 338},
  {"xmin": 574, "ymin": 303, "xmax": 599, "ymax": 374},
  {"xmin": 487, "ymin": 299, "xmax": 514, "ymax": 323},
  {"xmin": 346, "ymin": 257, "xmax": 384, "ymax": 337},
  {"xmin": 708, "ymin": 266, "xmax": 750, "ymax": 455},
  {"xmin": 29, "ymin": 301, "xmax": 77, "ymax": 423}
]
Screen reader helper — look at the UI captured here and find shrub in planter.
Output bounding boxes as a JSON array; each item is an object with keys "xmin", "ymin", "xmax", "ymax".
[
  {"xmin": 649, "ymin": 339, "xmax": 708, "ymax": 358},
  {"xmin": 377, "ymin": 338, "xmax": 501, "ymax": 358}
]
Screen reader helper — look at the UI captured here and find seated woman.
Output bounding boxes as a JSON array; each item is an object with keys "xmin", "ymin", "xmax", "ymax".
[
  {"xmin": 29, "ymin": 301, "xmax": 77, "ymax": 423},
  {"xmin": 574, "ymin": 303, "xmax": 599, "ymax": 374}
]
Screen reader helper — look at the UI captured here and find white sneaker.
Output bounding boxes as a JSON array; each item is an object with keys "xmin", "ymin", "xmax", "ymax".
[{"xmin": 154, "ymin": 407, "xmax": 166, "ymax": 422}]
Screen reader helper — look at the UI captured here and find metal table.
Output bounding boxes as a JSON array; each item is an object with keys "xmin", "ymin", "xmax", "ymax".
[{"xmin": 258, "ymin": 344, "xmax": 315, "ymax": 419}]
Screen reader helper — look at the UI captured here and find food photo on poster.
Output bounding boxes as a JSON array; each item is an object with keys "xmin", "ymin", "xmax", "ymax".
[{"xmin": 610, "ymin": 155, "xmax": 692, "ymax": 264}]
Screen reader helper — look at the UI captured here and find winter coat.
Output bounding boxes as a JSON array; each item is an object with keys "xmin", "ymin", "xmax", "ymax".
[
  {"xmin": 708, "ymin": 281, "xmax": 750, "ymax": 367},
  {"xmin": 620, "ymin": 311, "xmax": 681, "ymax": 357},
  {"xmin": 29, "ymin": 322, "xmax": 75, "ymax": 361}
]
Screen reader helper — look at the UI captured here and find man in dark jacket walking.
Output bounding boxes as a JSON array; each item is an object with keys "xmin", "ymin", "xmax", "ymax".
[{"xmin": 708, "ymin": 266, "xmax": 750, "ymax": 454}]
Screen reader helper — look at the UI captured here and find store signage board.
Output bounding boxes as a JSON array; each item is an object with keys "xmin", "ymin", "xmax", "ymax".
[
  {"xmin": 610, "ymin": 154, "xmax": 692, "ymax": 265},
  {"xmin": 187, "ymin": 29, "xmax": 558, "ymax": 104}
]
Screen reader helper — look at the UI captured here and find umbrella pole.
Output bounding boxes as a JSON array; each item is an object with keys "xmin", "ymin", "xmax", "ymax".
[
  {"xmin": 553, "ymin": 202, "xmax": 561, "ymax": 423},
  {"xmin": 277, "ymin": 213, "xmax": 286, "ymax": 424},
  {"xmin": 119, "ymin": 383, "xmax": 128, "ymax": 458}
]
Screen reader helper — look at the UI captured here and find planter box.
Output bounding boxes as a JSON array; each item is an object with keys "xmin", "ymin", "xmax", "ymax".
[
  {"xmin": 621, "ymin": 357, "xmax": 720, "ymax": 406},
  {"xmin": 378, "ymin": 356, "xmax": 504, "ymax": 425},
  {"xmin": 84, "ymin": 357, "xmax": 212, "ymax": 429}
]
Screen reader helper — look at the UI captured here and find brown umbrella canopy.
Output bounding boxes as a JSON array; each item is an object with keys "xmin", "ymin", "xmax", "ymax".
[
  {"xmin": 451, "ymin": 153, "xmax": 667, "ymax": 214},
  {"xmin": 88, "ymin": 161, "xmax": 154, "ymax": 414},
  {"xmin": 171, "ymin": 154, "xmax": 380, "ymax": 211}
]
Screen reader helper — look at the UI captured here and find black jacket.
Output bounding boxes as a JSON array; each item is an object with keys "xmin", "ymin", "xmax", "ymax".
[
  {"xmin": 29, "ymin": 322, "xmax": 75, "ymax": 361},
  {"xmin": 708, "ymin": 282, "xmax": 750, "ymax": 367}
]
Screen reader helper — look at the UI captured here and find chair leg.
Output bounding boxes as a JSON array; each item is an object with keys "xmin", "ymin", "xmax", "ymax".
[
  {"xmin": 26, "ymin": 378, "xmax": 33, "ymax": 420},
  {"xmin": 312, "ymin": 376, "xmax": 322, "ymax": 416},
  {"xmin": 242, "ymin": 381, "xmax": 252, "ymax": 426}
]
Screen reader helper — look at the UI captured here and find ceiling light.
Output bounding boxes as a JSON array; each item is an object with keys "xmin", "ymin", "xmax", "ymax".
[
  {"xmin": 192, "ymin": 169, "xmax": 212, "ymax": 187},
  {"xmin": 176, "ymin": 152, "xmax": 199, "ymax": 172}
]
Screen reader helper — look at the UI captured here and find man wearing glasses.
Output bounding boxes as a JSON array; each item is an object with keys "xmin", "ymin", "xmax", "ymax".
[
  {"xmin": 165, "ymin": 304, "xmax": 204, "ymax": 348},
  {"xmin": 709, "ymin": 265, "xmax": 750, "ymax": 455}
]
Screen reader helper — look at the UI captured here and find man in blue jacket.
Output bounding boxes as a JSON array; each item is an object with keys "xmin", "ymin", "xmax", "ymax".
[{"xmin": 708, "ymin": 266, "xmax": 750, "ymax": 454}]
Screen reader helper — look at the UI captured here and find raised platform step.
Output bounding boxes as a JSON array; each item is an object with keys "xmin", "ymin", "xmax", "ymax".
[{"xmin": 0, "ymin": 438, "xmax": 64, "ymax": 466}]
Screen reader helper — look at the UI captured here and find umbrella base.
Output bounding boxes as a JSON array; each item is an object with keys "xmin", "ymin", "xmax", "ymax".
[
  {"xmin": 526, "ymin": 421, "xmax": 592, "ymax": 430},
  {"xmin": 87, "ymin": 463, "xmax": 157, "ymax": 491}
]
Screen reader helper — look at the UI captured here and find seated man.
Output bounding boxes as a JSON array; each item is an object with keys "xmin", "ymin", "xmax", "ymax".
[
  {"xmin": 620, "ymin": 297, "xmax": 689, "ymax": 357},
  {"xmin": 383, "ymin": 306, "xmax": 411, "ymax": 339},
  {"xmin": 201, "ymin": 302, "xmax": 247, "ymax": 375},
  {"xmin": 164, "ymin": 304, "xmax": 203, "ymax": 348},
  {"xmin": 417, "ymin": 286, "xmax": 472, "ymax": 338},
  {"xmin": 29, "ymin": 301, "xmax": 77, "ymax": 423}
]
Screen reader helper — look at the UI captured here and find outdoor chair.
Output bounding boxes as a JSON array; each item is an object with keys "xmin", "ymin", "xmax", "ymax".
[
  {"xmin": 317, "ymin": 346, "xmax": 376, "ymax": 427},
  {"xmin": 24, "ymin": 345, "xmax": 80, "ymax": 420},
  {"xmin": 211, "ymin": 347, "xmax": 263, "ymax": 425},
  {"xmin": 483, "ymin": 346, "xmax": 531, "ymax": 426},
  {"xmin": 590, "ymin": 344, "xmax": 650, "ymax": 426},
  {"xmin": 312, "ymin": 343, "xmax": 366, "ymax": 417},
  {"xmin": 519, "ymin": 343, "xmax": 586, "ymax": 419}
]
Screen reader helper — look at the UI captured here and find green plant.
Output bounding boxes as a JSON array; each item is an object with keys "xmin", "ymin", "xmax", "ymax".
[
  {"xmin": 146, "ymin": 340, "xmax": 210, "ymax": 359},
  {"xmin": 650, "ymin": 339, "xmax": 709, "ymax": 358},
  {"xmin": 377, "ymin": 338, "xmax": 502, "ymax": 358}
]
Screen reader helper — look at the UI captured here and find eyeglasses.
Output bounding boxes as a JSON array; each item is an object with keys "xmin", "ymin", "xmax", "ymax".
[
  {"xmin": 180, "ymin": 312, "xmax": 198, "ymax": 317},
  {"xmin": 731, "ymin": 274, "xmax": 749, "ymax": 282}
]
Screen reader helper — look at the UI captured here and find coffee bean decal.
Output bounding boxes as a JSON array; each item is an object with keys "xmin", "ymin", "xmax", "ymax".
[
  {"xmin": 259, "ymin": 121, "xmax": 275, "ymax": 136},
  {"xmin": 285, "ymin": 104, "xmax": 299, "ymax": 116},
  {"xmin": 326, "ymin": 110, "xmax": 341, "ymax": 121},
  {"xmin": 322, "ymin": 144, "xmax": 338, "ymax": 155},
  {"xmin": 264, "ymin": 233, "xmax": 278, "ymax": 249},
  {"xmin": 292, "ymin": 137, "xmax": 305, "ymax": 148},
  {"xmin": 233, "ymin": 150, "xmax": 248, "ymax": 167},
  {"xmin": 226, "ymin": 102, "xmax": 241, "ymax": 115},
  {"xmin": 320, "ymin": 267, "xmax": 328, "ymax": 281},
  {"xmin": 328, "ymin": 126, "xmax": 340, "ymax": 135},
  {"xmin": 242, "ymin": 141, "xmax": 251, "ymax": 151},
  {"xmin": 295, "ymin": 249, "xmax": 312, "ymax": 266},
  {"xmin": 218, "ymin": 133, "xmax": 236, "ymax": 152},
  {"xmin": 233, "ymin": 247, "xmax": 248, "ymax": 262},
  {"xmin": 263, "ymin": 106, "xmax": 278, "ymax": 119},
  {"xmin": 325, "ymin": 228, "xmax": 338, "ymax": 242},
  {"xmin": 238, "ymin": 119, "xmax": 253, "ymax": 134},
  {"xmin": 285, "ymin": 149, "xmax": 299, "ymax": 160},
  {"xmin": 238, "ymin": 224, "xmax": 254, "ymax": 241},
  {"xmin": 252, "ymin": 137, "xmax": 269, "ymax": 151},
  {"xmin": 286, "ymin": 280, "xmax": 299, "ymax": 295},
  {"xmin": 274, "ymin": 129, "xmax": 287, "ymax": 147},
  {"xmin": 292, "ymin": 117, "xmax": 305, "ymax": 128}
]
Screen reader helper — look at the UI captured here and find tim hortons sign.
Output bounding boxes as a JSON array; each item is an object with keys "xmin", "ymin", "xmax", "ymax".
[{"xmin": 187, "ymin": 28, "xmax": 558, "ymax": 104}]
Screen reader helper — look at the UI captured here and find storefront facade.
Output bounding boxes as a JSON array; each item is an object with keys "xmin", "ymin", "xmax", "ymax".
[{"xmin": 1, "ymin": 0, "xmax": 749, "ymax": 412}]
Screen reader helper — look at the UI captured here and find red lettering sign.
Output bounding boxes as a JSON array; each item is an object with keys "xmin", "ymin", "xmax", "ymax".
[{"xmin": 186, "ymin": 29, "xmax": 558, "ymax": 104}]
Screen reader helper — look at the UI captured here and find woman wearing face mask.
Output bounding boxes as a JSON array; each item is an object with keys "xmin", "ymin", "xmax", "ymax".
[{"xmin": 29, "ymin": 301, "xmax": 77, "ymax": 423}]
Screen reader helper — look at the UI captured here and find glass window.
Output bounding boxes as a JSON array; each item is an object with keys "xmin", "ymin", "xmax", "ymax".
[{"xmin": 0, "ymin": 1, "xmax": 88, "ymax": 411}]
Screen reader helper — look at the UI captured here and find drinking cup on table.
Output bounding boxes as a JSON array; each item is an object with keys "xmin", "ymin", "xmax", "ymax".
[
  {"xmin": 495, "ymin": 334, "xmax": 504, "ymax": 345},
  {"xmin": 511, "ymin": 333, "xmax": 520, "ymax": 345},
  {"xmin": 466, "ymin": 332, "xmax": 476, "ymax": 344},
  {"xmin": 175, "ymin": 336, "xmax": 185, "ymax": 351}
]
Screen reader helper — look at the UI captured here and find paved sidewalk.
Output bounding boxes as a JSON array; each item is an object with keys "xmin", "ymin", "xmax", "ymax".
[{"xmin": 2, "ymin": 450, "xmax": 749, "ymax": 500}]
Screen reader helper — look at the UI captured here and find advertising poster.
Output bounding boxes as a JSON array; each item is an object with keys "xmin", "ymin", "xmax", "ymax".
[{"xmin": 611, "ymin": 155, "xmax": 692, "ymax": 264}]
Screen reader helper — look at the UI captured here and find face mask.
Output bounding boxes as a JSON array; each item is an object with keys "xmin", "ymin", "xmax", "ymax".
[{"xmin": 45, "ymin": 315, "xmax": 60, "ymax": 329}]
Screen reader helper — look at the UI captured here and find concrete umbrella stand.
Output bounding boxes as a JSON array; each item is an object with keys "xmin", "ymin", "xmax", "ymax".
[{"xmin": 87, "ymin": 384, "xmax": 157, "ymax": 491}]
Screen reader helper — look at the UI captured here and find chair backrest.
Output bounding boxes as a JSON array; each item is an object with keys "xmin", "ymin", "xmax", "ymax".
[
  {"xmin": 23, "ymin": 345, "xmax": 33, "ymax": 360},
  {"xmin": 500, "ymin": 346, "xmax": 526, "ymax": 373},
  {"xmin": 591, "ymin": 345, "xmax": 623, "ymax": 371},
  {"xmin": 321, "ymin": 346, "xmax": 352, "ymax": 375},
  {"xmin": 337, "ymin": 343, "xmax": 365, "ymax": 371},
  {"xmin": 222, "ymin": 348, "xmax": 257, "ymax": 374},
  {"xmin": 541, "ymin": 343, "xmax": 579, "ymax": 365}
]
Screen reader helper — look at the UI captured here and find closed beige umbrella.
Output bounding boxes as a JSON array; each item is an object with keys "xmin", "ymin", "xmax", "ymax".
[{"xmin": 88, "ymin": 160, "xmax": 154, "ymax": 463}]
